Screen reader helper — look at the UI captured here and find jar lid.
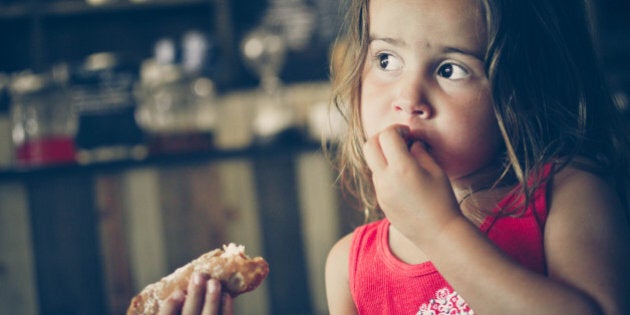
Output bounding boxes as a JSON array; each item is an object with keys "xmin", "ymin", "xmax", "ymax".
[{"xmin": 9, "ymin": 71, "xmax": 51, "ymax": 95}]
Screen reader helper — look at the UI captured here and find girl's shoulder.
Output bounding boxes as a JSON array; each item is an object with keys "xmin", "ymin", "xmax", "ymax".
[
  {"xmin": 548, "ymin": 163, "xmax": 625, "ymax": 223},
  {"xmin": 543, "ymin": 164, "xmax": 630, "ymax": 313},
  {"xmin": 325, "ymin": 232, "xmax": 358, "ymax": 314},
  {"xmin": 326, "ymin": 231, "xmax": 356, "ymax": 289},
  {"xmin": 546, "ymin": 161, "xmax": 629, "ymax": 256},
  {"xmin": 326, "ymin": 219, "xmax": 387, "ymax": 281},
  {"xmin": 549, "ymin": 162, "xmax": 622, "ymax": 210},
  {"xmin": 326, "ymin": 220, "xmax": 384, "ymax": 266},
  {"xmin": 328, "ymin": 232, "xmax": 355, "ymax": 265}
]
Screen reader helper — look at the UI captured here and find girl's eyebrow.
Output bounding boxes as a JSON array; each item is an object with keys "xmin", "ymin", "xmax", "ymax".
[
  {"xmin": 369, "ymin": 36, "xmax": 407, "ymax": 47},
  {"xmin": 443, "ymin": 47, "xmax": 485, "ymax": 61},
  {"xmin": 369, "ymin": 36, "xmax": 484, "ymax": 61}
]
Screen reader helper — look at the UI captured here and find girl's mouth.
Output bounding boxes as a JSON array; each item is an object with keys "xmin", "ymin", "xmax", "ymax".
[
  {"xmin": 404, "ymin": 135, "xmax": 430, "ymax": 152},
  {"xmin": 396, "ymin": 126, "xmax": 430, "ymax": 152}
]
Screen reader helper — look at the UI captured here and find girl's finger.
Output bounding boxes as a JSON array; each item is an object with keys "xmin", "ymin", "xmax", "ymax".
[
  {"xmin": 221, "ymin": 293, "xmax": 234, "ymax": 315},
  {"xmin": 201, "ymin": 279, "xmax": 222, "ymax": 315},
  {"xmin": 363, "ymin": 135, "xmax": 387, "ymax": 170},
  {"xmin": 159, "ymin": 290, "xmax": 186, "ymax": 315},
  {"xmin": 378, "ymin": 125, "xmax": 412, "ymax": 165},
  {"xmin": 182, "ymin": 273, "xmax": 208, "ymax": 315},
  {"xmin": 409, "ymin": 141, "xmax": 441, "ymax": 174}
]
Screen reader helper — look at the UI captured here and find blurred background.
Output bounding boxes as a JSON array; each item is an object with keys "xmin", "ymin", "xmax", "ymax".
[{"xmin": 0, "ymin": 0, "xmax": 628, "ymax": 314}]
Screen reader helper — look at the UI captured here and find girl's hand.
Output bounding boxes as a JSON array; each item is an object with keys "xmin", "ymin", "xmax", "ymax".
[
  {"xmin": 159, "ymin": 273, "xmax": 234, "ymax": 315},
  {"xmin": 363, "ymin": 125, "xmax": 462, "ymax": 245}
]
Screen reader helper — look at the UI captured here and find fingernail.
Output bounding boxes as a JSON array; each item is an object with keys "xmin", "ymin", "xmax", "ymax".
[
  {"xmin": 396, "ymin": 126, "xmax": 409, "ymax": 137},
  {"xmin": 193, "ymin": 272, "xmax": 205, "ymax": 285},
  {"xmin": 207, "ymin": 278, "xmax": 219, "ymax": 293},
  {"xmin": 172, "ymin": 289, "xmax": 186, "ymax": 302}
]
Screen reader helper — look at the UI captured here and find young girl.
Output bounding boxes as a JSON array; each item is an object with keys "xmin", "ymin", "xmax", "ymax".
[{"xmin": 325, "ymin": 0, "xmax": 630, "ymax": 314}]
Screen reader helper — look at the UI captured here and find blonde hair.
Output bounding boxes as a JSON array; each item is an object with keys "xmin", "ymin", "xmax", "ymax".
[{"xmin": 328, "ymin": 0, "xmax": 630, "ymax": 222}]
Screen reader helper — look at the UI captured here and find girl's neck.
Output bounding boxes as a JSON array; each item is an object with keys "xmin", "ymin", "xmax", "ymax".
[
  {"xmin": 450, "ymin": 162, "xmax": 516, "ymax": 225},
  {"xmin": 458, "ymin": 186, "xmax": 514, "ymax": 226},
  {"xmin": 450, "ymin": 162, "xmax": 505, "ymax": 200}
]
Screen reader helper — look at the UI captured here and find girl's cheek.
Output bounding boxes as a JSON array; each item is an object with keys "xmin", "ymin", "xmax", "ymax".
[
  {"xmin": 360, "ymin": 91, "xmax": 384, "ymax": 138},
  {"xmin": 360, "ymin": 112, "xmax": 379, "ymax": 139}
]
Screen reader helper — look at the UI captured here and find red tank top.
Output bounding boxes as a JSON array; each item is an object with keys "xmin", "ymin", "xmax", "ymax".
[{"xmin": 349, "ymin": 165, "xmax": 551, "ymax": 314}]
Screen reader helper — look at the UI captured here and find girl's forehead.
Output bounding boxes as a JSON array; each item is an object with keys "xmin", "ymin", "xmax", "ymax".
[{"xmin": 367, "ymin": 0, "xmax": 486, "ymax": 52}]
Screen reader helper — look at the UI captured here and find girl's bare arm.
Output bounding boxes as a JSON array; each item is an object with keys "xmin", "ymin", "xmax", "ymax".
[
  {"xmin": 421, "ymin": 168, "xmax": 629, "ymax": 315},
  {"xmin": 325, "ymin": 233, "xmax": 358, "ymax": 315},
  {"xmin": 364, "ymin": 126, "xmax": 629, "ymax": 315},
  {"xmin": 544, "ymin": 168, "xmax": 629, "ymax": 315}
]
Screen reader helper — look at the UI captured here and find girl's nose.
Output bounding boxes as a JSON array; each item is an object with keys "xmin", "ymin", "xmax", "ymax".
[
  {"xmin": 394, "ymin": 102, "xmax": 431, "ymax": 118},
  {"xmin": 392, "ymin": 79, "xmax": 432, "ymax": 119}
]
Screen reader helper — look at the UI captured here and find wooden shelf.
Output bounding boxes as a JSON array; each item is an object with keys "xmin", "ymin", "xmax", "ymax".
[
  {"xmin": 46, "ymin": 0, "xmax": 210, "ymax": 16},
  {"xmin": 0, "ymin": 140, "xmax": 323, "ymax": 181},
  {"xmin": 0, "ymin": 0, "xmax": 211, "ymax": 19}
]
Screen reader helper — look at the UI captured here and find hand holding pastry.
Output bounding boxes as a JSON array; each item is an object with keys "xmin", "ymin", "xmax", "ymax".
[
  {"xmin": 158, "ymin": 277, "xmax": 233, "ymax": 315},
  {"xmin": 127, "ymin": 243, "xmax": 269, "ymax": 315}
]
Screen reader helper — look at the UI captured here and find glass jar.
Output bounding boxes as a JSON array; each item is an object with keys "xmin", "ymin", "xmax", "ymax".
[
  {"xmin": 9, "ymin": 71, "xmax": 77, "ymax": 166},
  {"xmin": 135, "ymin": 59, "xmax": 217, "ymax": 154}
]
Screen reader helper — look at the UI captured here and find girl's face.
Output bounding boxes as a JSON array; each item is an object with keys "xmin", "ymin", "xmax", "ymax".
[{"xmin": 360, "ymin": 0, "xmax": 502, "ymax": 182}]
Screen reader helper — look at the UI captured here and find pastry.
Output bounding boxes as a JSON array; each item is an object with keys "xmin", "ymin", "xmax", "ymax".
[{"xmin": 127, "ymin": 243, "xmax": 269, "ymax": 314}]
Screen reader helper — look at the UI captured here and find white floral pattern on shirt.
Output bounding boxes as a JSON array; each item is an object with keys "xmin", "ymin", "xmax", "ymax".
[{"xmin": 417, "ymin": 287, "xmax": 475, "ymax": 315}]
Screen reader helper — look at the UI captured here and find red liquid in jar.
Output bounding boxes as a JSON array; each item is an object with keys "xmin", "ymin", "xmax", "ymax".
[{"xmin": 15, "ymin": 136, "xmax": 76, "ymax": 166}]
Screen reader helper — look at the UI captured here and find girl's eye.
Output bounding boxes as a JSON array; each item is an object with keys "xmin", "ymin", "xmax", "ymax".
[
  {"xmin": 437, "ymin": 63, "xmax": 469, "ymax": 80},
  {"xmin": 376, "ymin": 53, "xmax": 402, "ymax": 71}
]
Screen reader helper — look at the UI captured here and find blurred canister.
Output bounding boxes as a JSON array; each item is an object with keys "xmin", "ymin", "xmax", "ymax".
[
  {"xmin": 135, "ymin": 59, "xmax": 217, "ymax": 154},
  {"xmin": 70, "ymin": 52, "xmax": 145, "ymax": 163},
  {"xmin": 9, "ymin": 71, "xmax": 77, "ymax": 167}
]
